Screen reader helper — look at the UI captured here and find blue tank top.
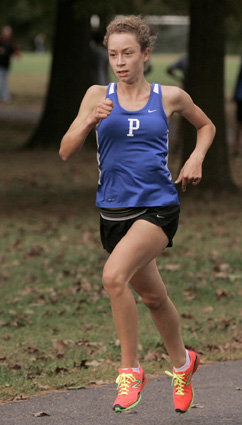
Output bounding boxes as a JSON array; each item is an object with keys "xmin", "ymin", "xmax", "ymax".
[{"xmin": 95, "ymin": 82, "xmax": 179, "ymax": 208}]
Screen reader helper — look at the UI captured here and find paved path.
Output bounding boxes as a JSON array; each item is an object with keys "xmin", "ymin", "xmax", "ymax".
[{"xmin": 1, "ymin": 361, "xmax": 242, "ymax": 425}]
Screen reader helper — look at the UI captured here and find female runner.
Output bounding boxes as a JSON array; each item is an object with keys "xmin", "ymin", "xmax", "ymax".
[{"xmin": 59, "ymin": 15, "xmax": 216, "ymax": 414}]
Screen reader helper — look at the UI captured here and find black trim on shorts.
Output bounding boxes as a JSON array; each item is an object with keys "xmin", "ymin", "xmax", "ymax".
[{"xmin": 100, "ymin": 205, "xmax": 180, "ymax": 254}]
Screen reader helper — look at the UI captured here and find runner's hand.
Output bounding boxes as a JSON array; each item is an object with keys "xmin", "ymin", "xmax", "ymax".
[
  {"xmin": 89, "ymin": 98, "xmax": 114, "ymax": 125},
  {"xmin": 175, "ymin": 156, "xmax": 202, "ymax": 192}
]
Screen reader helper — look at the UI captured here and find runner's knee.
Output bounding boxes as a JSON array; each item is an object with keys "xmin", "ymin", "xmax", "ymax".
[
  {"xmin": 142, "ymin": 291, "xmax": 168, "ymax": 311},
  {"xmin": 102, "ymin": 266, "xmax": 127, "ymax": 298}
]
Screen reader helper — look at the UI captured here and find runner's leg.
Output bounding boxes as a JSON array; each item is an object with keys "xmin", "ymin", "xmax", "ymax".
[
  {"xmin": 102, "ymin": 219, "xmax": 183, "ymax": 368},
  {"xmin": 130, "ymin": 259, "xmax": 186, "ymax": 368}
]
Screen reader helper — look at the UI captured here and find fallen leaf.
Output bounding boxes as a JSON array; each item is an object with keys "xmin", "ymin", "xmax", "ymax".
[
  {"xmin": 183, "ymin": 290, "xmax": 196, "ymax": 301},
  {"xmin": 0, "ymin": 321, "xmax": 10, "ymax": 327},
  {"xmin": 54, "ymin": 366, "xmax": 69, "ymax": 374},
  {"xmin": 164, "ymin": 264, "xmax": 181, "ymax": 272},
  {"xmin": 85, "ymin": 324, "xmax": 93, "ymax": 331},
  {"xmin": 49, "ymin": 291, "xmax": 59, "ymax": 304},
  {"xmin": 33, "ymin": 412, "xmax": 50, "ymax": 417},
  {"xmin": 8, "ymin": 363, "xmax": 22, "ymax": 370},
  {"xmin": 216, "ymin": 289, "xmax": 235, "ymax": 300},
  {"xmin": 34, "ymin": 382, "xmax": 49, "ymax": 390},
  {"xmin": 75, "ymin": 338, "xmax": 86, "ymax": 346},
  {"xmin": 144, "ymin": 350, "xmax": 157, "ymax": 361},
  {"xmin": 13, "ymin": 395, "xmax": 28, "ymax": 401},
  {"xmin": 202, "ymin": 306, "xmax": 214, "ymax": 312},
  {"xmin": 27, "ymin": 246, "xmax": 44, "ymax": 256},
  {"xmin": 52, "ymin": 339, "xmax": 67, "ymax": 354},
  {"xmin": 214, "ymin": 271, "xmax": 230, "ymax": 279},
  {"xmin": 191, "ymin": 403, "xmax": 204, "ymax": 409},
  {"xmin": 218, "ymin": 318, "xmax": 233, "ymax": 329},
  {"xmin": 181, "ymin": 313, "xmax": 194, "ymax": 319},
  {"xmin": 86, "ymin": 360, "xmax": 103, "ymax": 367},
  {"xmin": 213, "ymin": 263, "xmax": 230, "ymax": 273},
  {"xmin": 23, "ymin": 346, "xmax": 40, "ymax": 356},
  {"xmin": 24, "ymin": 309, "xmax": 34, "ymax": 315},
  {"xmin": 89, "ymin": 380, "xmax": 106, "ymax": 386},
  {"xmin": 80, "ymin": 359, "xmax": 88, "ymax": 369}
]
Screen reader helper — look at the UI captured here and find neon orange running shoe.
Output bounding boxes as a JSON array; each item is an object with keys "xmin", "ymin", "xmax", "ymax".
[
  {"xmin": 165, "ymin": 350, "xmax": 200, "ymax": 414},
  {"xmin": 113, "ymin": 366, "xmax": 148, "ymax": 412}
]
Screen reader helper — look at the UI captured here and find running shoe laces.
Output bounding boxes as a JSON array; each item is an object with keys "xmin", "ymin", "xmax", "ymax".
[
  {"xmin": 165, "ymin": 370, "xmax": 187, "ymax": 395},
  {"xmin": 116, "ymin": 373, "xmax": 139, "ymax": 395}
]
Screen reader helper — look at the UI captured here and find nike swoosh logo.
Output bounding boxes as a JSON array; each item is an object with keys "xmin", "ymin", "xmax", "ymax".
[
  {"xmin": 156, "ymin": 214, "xmax": 165, "ymax": 218},
  {"xmin": 148, "ymin": 109, "xmax": 157, "ymax": 113}
]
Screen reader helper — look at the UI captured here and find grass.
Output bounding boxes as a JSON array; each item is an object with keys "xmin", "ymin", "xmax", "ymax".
[
  {"xmin": 11, "ymin": 52, "xmax": 51, "ymax": 74},
  {"xmin": 0, "ymin": 53, "xmax": 242, "ymax": 403},
  {"xmin": 6, "ymin": 53, "xmax": 51, "ymax": 107}
]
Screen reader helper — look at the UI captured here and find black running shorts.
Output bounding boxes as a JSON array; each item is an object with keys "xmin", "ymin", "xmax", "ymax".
[{"xmin": 100, "ymin": 205, "xmax": 180, "ymax": 254}]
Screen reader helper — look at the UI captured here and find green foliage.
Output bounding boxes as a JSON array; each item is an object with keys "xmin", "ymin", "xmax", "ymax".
[
  {"xmin": 225, "ymin": 0, "xmax": 242, "ymax": 18},
  {"xmin": 225, "ymin": 0, "xmax": 242, "ymax": 53},
  {"xmin": 0, "ymin": 0, "xmax": 56, "ymax": 50},
  {"xmin": 1, "ymin": 0, "xmax": 242, "ymax": 52}
]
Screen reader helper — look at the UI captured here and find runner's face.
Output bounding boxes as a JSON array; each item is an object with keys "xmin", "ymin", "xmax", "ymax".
[{"xmin": 108, "ymin": 33, "xmax": 149, "ymax": 83}]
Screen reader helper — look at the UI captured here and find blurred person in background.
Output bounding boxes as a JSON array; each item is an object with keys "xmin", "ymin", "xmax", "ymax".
[
  {"xmin": 34, "ymin": 33, "xmax": 46, "ymax": 53},
  {"xmin": 90, "ymin": 32, "xmax": 109, "ymax": 85},
  {"xmin": 0, "ymin": 25, "xmax": 21, "ymax": 103},
  {"xmin": 167, "ymin": 55, "xmax": 188, "ymax": 91}
]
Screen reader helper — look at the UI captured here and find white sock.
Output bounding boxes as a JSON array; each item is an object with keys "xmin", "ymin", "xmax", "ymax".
[
  {"xmin": 174, "ymin": 350, "xmax": 190, "ymax": 373},
  {"xmin": 132, "ymin": 364, "xmax": 140, "ymax": 373},
  {"xmin": 122, "ymin": 363, "xmax": 140, "ymax": 373}
]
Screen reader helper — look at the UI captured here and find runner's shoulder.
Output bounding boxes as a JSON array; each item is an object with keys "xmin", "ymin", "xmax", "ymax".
[
  {"xmin": 161, "ymin": 85, "xmax": 186, "ymax": 100},
  {"xmin": 85, "ymin": 84, "xmax": 108, "ymax": 101}
]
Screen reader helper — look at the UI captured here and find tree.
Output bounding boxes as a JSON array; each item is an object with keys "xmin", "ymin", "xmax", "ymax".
[
  {"xmin": 183, "ymin": 0, "xmax": 236, "ymax": 191},
  {"xmin": 27, "ymin": 0, "xmax": 91, "ymax": 148}
]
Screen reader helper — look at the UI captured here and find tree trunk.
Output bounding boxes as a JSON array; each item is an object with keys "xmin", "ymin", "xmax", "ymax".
[
  {"xmin": 183, "ymin": 0, "xmax": 236, "ymax": 191},
  {"xmin": 27, "ymin": 0, "xmax": 92, "ymax": 149}
]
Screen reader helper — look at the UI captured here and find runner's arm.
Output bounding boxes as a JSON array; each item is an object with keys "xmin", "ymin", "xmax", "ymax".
[
  {"xmin": 59, "ymin": 85, "xmax": 113, "ymax": 161},
  {"xmin": 163, "ymin": 86, "xmax": 216, "ymax": 191}
]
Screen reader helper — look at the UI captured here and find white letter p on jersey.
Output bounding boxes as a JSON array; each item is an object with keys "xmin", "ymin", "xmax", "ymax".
[{"xmin": 127, "ymin": 118, "xmax": 140, "ymax": 137}]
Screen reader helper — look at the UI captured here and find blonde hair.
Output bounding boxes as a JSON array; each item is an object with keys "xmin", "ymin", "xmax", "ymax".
[{"xmin": 103, "ymin": 15, "xmax": 156, "ymax": 52}]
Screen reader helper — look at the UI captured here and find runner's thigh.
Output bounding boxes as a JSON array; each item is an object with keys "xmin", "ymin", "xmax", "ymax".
[{"xmin": 103, "ymin": 219, "xmax": 168, "ymax": 284}]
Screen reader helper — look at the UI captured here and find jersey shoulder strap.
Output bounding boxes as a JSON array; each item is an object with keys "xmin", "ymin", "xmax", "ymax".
[{"xmin": 106, "ymin": 82, "xmax": 116, "ymax": 97}]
